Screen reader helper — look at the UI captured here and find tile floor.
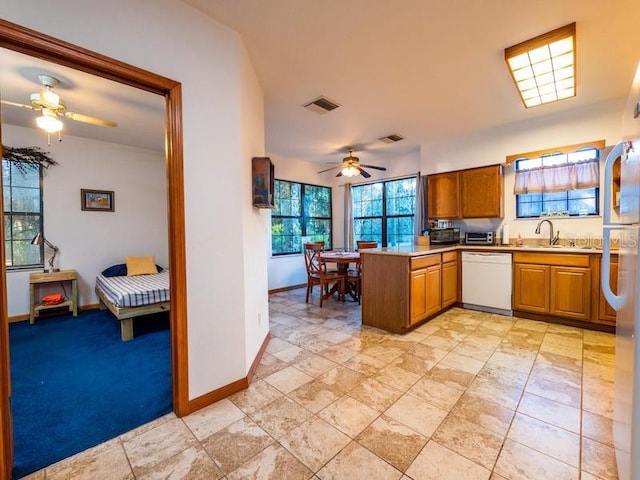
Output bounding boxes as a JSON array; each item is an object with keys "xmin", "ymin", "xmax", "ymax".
[{"xmin": 22, "ymin": 288, "xmax": 618, "ymax": 479}]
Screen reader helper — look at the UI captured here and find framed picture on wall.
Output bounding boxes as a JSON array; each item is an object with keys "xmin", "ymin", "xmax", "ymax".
[{"xmin": 81, "ymin": 189, "xmax": 114, "ymax": 212}]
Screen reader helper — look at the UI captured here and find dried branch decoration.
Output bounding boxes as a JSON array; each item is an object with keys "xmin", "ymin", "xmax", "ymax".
[{"xmin": 1, "ymin": 145, "xmax": 58, "ymax": 174}]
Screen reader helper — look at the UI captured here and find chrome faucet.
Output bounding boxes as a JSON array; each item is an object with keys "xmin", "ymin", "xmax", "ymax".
[{"xmin": 535, "ymin": 219, "xmax": 560, "ymax": 245}]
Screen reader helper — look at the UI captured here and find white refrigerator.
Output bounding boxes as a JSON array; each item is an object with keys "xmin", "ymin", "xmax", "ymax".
[{"xmin": 602, "ymin": 61, "xmax": 640, "ymax": 480}]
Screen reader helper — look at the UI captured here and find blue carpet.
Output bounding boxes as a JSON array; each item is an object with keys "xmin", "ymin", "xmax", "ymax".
[{"xmin": 9, "ymin": 309, "xmax": 172, "ymax": 479}]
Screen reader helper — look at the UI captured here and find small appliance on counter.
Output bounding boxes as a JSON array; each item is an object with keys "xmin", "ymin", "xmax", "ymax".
[
  {"xmin": 428, "ymin": 227, "xmax": 460, "ymax": 245},
  {"xmin": 464, "ymin": 231, "xmax": 496, "ymax": 245}
]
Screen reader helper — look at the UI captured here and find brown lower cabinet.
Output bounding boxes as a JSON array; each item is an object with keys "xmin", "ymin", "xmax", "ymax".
[
  {"xmin": 362, "ymin": 251, "xmax": 457, "ymax": 333},
  {"xmin": 513, "ymin": 252, "xmax": 597, "ymax": 325}
]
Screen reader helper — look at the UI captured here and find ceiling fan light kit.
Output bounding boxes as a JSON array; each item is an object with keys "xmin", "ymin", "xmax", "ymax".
[
  {"xmin": 2, "ymin": 73, "xmax": 117, "ymax": 145},
  {"xmin": 317, "ymin": 148, "xmax": 387, "ymax": 179}
]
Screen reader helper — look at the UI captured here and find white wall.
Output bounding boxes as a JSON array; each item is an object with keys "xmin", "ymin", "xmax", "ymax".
[
  {"xmin": 3, "ymin": 0, "xmax": 267, "ymax": 400},
  {"xmin": 4, "ymin": 124, "xmax": 167, "ymax": 316},
  {"xmin": 421, "ymin": 98, "xmax": 626, "ymax": 243},
  {"xmin": 267, "ymin": 150, "xmax": 420, "ymax": 291}
]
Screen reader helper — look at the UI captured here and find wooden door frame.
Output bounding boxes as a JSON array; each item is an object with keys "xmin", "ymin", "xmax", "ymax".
[{"xmin": 0, "ymin": 18, "xmax": 189, "ymax": 478}]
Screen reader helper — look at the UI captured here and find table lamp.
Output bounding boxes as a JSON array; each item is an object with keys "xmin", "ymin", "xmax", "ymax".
[{"xmin": 31, "ymin": 233, "xmax": 59, "ymax": 272}]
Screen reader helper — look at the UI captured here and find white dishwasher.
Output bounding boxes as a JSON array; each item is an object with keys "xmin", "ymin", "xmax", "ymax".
[{"xmin": 461, "ymin": 251, "xmax": 513, "ymax": 315}]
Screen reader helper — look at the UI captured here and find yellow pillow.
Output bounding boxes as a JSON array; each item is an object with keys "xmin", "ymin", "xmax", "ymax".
[{"xmin": 125, "ymin": 256, "xmax": 157, "ymax": 276}]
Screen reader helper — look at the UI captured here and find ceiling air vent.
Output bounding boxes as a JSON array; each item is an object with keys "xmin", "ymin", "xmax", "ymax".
[
  {"xmin": 379, "ymin": 133, "xmax": 405, "ymax": 143},
  {"xmin": 303, "ymin": 96, "xmax": 341, "ymax": 114}
]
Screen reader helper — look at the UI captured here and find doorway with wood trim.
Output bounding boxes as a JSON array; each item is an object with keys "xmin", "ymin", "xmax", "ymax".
[{"xmin": 0, "ymin": 19, "xmax": 189, "ymax": 478}]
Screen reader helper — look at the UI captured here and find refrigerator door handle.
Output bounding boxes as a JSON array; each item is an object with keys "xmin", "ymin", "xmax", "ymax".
[
  {"xmin": 602, "ymin": 226, "xmax": 624, "ymax": 311},
  {"xmin": 603, "ymin": 141, "xmax": 626, "ymax": 226}
]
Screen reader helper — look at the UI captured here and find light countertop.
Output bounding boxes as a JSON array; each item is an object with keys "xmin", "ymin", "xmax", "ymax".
[{"xmin": 359, "ymin": 244, "xmax": 610, "ymax": 257}]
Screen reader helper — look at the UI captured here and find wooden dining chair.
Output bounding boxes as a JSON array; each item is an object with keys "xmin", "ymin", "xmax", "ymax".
[
  {"xmin": 303, "ymin": 243, "xmax": 345, "ymax": 307},
  {"xmin": 350, "ymin": 241, "xmax": 377, "ymax": 304}
]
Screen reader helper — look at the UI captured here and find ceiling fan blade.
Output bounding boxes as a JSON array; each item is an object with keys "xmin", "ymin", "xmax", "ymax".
[
  {"xmin": 0, "ymin": 99, "xmax": 37, "ymax": 110},
  {"xmin": 358, "ymin": 167, "xmax": 371, "ymax": 179},
  {"xmin": 360, "ymin": 164, "xmax": 387, "ymax": 171},
  {"xmin": 64, "ymin": 111, "xmax": 118, "ymax": 128},
  {"xmin": 336, "ymin": 171, "xmax": 343, "ymax": 177},
  {"xmin": 318, "ymin": 166, "xmax": 340, "ymax": 173}
]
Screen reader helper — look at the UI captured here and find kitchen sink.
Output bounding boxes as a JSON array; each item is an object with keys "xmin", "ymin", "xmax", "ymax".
[{"xmin": 514, "ymin": 244, "xmax": 599, "ymax": 250}]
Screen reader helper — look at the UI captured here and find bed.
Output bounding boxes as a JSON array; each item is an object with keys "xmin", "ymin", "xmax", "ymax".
[{"xmin": 95, "ymin": 270, "xmax": 170, "ymax": 341}]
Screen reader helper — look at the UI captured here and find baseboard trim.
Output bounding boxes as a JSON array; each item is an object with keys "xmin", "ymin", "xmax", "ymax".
[
  {"xmin": 268, "ymin": 284, "xmax": 305, "ymax": 294},
  {"xmin": 8, "ymin": 303, "xmax": 102, "ymax": 323},
  {"xmin": 8, "ymin": 314, "xmax": 28, "ymax": 323},
  {"xmin": 183, "ymin": 331, "xmax": 270, "ymax": 416}
]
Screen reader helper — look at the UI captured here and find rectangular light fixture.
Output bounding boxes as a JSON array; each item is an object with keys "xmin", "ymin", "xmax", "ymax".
[{"xmin": 505, "ymin": 22, "xmax": 576, "ymax": 108}]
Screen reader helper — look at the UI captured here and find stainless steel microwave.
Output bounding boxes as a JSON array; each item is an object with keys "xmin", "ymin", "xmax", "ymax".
[{"xmin": 429, "ymin": 228, "xmax": 460, "ymax": 245}]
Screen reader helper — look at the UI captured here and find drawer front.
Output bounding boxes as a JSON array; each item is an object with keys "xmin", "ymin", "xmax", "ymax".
[
  {"xmin": 442, "ymin": 251, "xmax": 457, "ymax": 263},
  {"xmin": 411, "ymin": 254, "xmax": 441, "ymax": 270},
  {"xmin": 512, "ymin": 252, "xmax": 590, "ymax": 267}
]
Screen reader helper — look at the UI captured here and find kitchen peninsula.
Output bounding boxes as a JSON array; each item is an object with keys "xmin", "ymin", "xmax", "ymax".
[{"xmin": 360, "ymin": 243, "xmax": 613, "ymax": 334}]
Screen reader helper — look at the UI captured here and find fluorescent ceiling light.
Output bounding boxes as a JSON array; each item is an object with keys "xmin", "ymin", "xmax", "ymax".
[{"xmin": 505, "ymin": 23, "xmax": 576, "ymax": 108}]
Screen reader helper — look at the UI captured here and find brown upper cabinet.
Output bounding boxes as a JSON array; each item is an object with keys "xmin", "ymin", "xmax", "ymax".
[
  {"xmin": 427, "ymin": 171, "xmax": 460, "ymax": 219},
  {"xmin": 427, "ymin": 164, "xmax": 503, "ymax": 219},
  {"xmin": 460, "ymin": 165, "xmax": 503, "ymax": 218}
]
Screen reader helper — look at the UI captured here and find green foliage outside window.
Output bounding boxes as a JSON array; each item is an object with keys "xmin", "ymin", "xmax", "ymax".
[
  {"xmin": 272, "ymin": 180, "xmax": 332, "ymax": 255},
  {"xmin": 353, "ymin": 177, "xmax": 416, "ymax": 247},
  {"xmin": 2, "ymin": 159, "xmax": 43, "ymax": 268}
]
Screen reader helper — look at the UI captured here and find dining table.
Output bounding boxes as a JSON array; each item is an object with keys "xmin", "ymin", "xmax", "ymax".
[{"xmin": 320, "ymin": 251, "xmax": 360, "ymax": 301}]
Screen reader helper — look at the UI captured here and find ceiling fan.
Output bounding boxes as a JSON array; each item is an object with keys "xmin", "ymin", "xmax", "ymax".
[
  {"xmin": 317, "ymin": 148, "xmax": 387, "ymax": 179},
  {"xmin": 1, "ymin": 74, "xmax": 118, "ymax": 143}
]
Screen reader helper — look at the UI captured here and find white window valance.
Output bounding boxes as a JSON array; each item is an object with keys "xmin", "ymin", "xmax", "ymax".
[{"xmin": 513, "ymin": 158, "xmax": 599, "ymax": 194}]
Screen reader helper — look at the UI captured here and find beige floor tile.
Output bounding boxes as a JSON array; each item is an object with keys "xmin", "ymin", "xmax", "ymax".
[
  {"xmin": 361, "ymin": 344, "xmax": 406, "ymax": 363},
  {"xmin": 263, "ymin": 365, "xmax": 314, "ymax": 394},
  {"xmin": 420, "ymin": 333, "xmax": 460, "ymax": 350},
  {"xmin": 581, "ymin": 437, "xmax": 618, "ymax": 480},
  {"xmin": 272, "ymin": 345, "xmax": 312, "ymax": 364},
  {"xmin": 342, "ymin": 353, "xmax": 388, "ymax": 376},
  {"xmin": 266, "ymin": 337, "xmax": 295, "ymax": 354},
  {"xmin": 373, "ymin": 364, "xmax": 421, "ymax": 391},
  {"xmin": 46, "ymin": 440, "xmax": 132, "ymax": 480},
  {"xmin": 318, "ymin": 328, "xmax": 353, "ymax": 345},
  {"xmin": 229, "ymin": 379, "xmax": 283, "ymax": 414},
  {"xmin": 201, "ymin": 417, "xmax": 274, "ymax": 474},
  {"xmin": 466, "ymin": 376, "xmax": 523, "ymax": 411},
  {"xmin": 380, "ymin": 337, "xmax": 419, "ymax": 351},
  {"xmin": 406, "ymin": 440, "xmax": 491, "ymax": 480},
  {"xmin": 255, "ymin": 354, "xmax": 290, "ymax": 378},
  {"xmin": 517, "ymin": 392, "xmax": 581, "ymax": 433},
  {"xmin": 279, "ymin": 416, "xmax": 351, "ymax": 472},
  {"xmin": 391, "ymin": 352, "xmax": 437, "ymax": 376},
  {"xmin": 293, "ymin": 354, "xmax": 340, "ymax": 377},
  {"xmin": 432, "ymin": 414, "xmax": 504, "ymax": 469},
  {"xmin": 451, "ymin": 341, "xmax": 496, "ymax": 362},
  {"xmin": 412, "ymin": 375, "xmax": 464, "ymax": 409},
  {"xmin": 295, "ymin": 336, "xmax": 337, "ymax": 354},
  {"xmin": 450, "ymin": 393, "xmax": 515, "ymax": 436},
  {"xmin": 487, "ymin": 349, "xmax": 536, "ymax": 374},
  {"xmin": 227, "ymin": 443, "xmax": 313, "ymax": 480},
  {"xmin": 440, "ymin": 351, "xmax": 486, "ymax": 374},
  {"xmin": 475, "ymin": 363, "xmax": 529, "ymax": 390},
  {"xmin": 494, "ymin": 439, "xmax": 579, "ymax": 480},
  {"xmin": 288, "ymin": 379, "xmax": 342, "ymax": 413},
  {"xmin": 123, "ymin": 418, "xmax": 198, "ymax": 475},
  {"xmin": 356, "ymin": 415, "xmax": 427, "ymax": 471},
  {"xmin": 525, "ymin": 373, "xmax": 581, "ymax": 408},
  {"xmin": 316, "ymin": 441, "xmax": 403, "ymax": 479},
  {"xmin": 119, "ymin": 412, "xmax": 176, "ymax": 442},
  {"xmin": 507, "ymin": 413, "xmax": 580, "ymax": 467},
  {"xmin": 250, "ymin": 395, "xmax": 313, "ymax": 440},
  {"xmin": 582, "ymin": 385, "xmax": 614, "ymax": 419},
  {"xmin": 318, "ymin": 395, "xmax": 379, "ymax": 437},
  {"xmin": 317, "ymin": 365, "xmax": 366, "ymax": 393},
  {"xmin": 410, "ymin": 342, "xmax": 450, "ymax": 363},
  {"xmin": 423, "ymin": 364, "xmax": 476, "ymax": 391},
  {"xmin": 182, "ymin": 398, "xmax": 245, "ymax": 441},
  {"xmin": 135, "ymin": 445, "xmax": 224, "ymax": 480},
  {"xmin": 384, "ymin": 393, "xmax": 448, "ymax": 437},
  {"xmin": 347, "ymin": 378, "xmax": 404, "ymax": 412},
  {"xmin": 582, "ymin": 411, "xmax": 614, "ymax": 447},
  {"xmin": 317, "ymin": 344, "xmax": 358, "ymax": 363}
]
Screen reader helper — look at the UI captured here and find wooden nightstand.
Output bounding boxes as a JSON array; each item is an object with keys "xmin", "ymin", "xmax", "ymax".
[{"xmin": 29, "ymin": 270, "xmax": 78, "ymax": 324}]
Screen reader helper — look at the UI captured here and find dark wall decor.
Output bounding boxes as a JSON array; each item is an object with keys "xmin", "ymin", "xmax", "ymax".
[{"xmin": 252, "ymin": 157, "xmax": 274, "ymax": 208}]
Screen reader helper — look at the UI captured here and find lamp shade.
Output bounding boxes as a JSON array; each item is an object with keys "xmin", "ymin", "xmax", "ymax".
[{"xmin": 31, "ymin": 232, "xmax": 44, "ymax": 245}]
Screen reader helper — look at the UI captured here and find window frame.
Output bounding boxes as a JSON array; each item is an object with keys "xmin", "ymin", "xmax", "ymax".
[
  {"xmin": 514, "ymin": 147, "xmax": 600, "ymax": 219},
  {"xmin": 352, "ymin": 176, "xmax": 417, "ymax": 248},
  {"xmin": 2, "ymin": 159, "xmax": 44, "ymax": 270},
  {"xmin": 271, "ymin": 179, "xmax": 333, "ymax": 256}
]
